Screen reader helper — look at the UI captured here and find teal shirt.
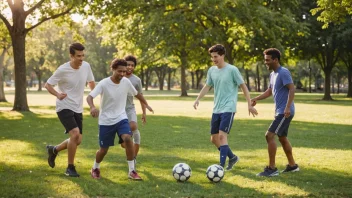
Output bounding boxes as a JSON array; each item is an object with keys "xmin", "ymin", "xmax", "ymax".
[{"xmin": 206, "ymin": 63, "xmax": 244, "ymax": 113}]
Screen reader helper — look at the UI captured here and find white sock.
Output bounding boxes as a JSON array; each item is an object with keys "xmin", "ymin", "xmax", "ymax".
[
  {"xmin": 93, "ymin": 160, "xmax": 100, "ymax": 169},
  {"xmin": 128, "ymin": 160, "xmax": 134, "ymax": 173}
]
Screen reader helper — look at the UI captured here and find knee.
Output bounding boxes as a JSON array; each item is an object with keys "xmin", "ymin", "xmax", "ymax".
[
  {"xmin": 70, "ymin": 128, "xmax": 81, "ymax": 143},
  {"xmin": 279, "ymin": 136, "xmax": 288, "ymax": 144},
  {"xmin": 122, "ymin": 135, "xmax": 132, "ymax": 143},
  {"xmin": 130, "ymin": 122, "xmax": 137, "ymax": 131},
  {"xmin": 265, "ymin": 132, "xmax": 275, "ymax": 142},
  {"xmin": 98, "ymin": 148, "xmax": 108, "ymax": 155}
]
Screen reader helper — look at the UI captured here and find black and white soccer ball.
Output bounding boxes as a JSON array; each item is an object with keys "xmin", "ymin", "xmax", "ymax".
[
  {"xmin": 172, "ymin": 163, "xmax": 192, "ymax": 182},
  {"xmin": 206, "ymin": 164, "xmax": 225, "ymax": 183}
]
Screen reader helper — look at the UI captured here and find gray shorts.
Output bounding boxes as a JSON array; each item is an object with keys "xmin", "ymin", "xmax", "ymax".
[{"xmin": 126, "ymin": 107, "xmax": 137, "ymax": 123}]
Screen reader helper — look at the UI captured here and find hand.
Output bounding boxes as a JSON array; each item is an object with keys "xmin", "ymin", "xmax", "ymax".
[
  {"xmin": 90, "ymin": 107, "xmax": 99, "ymax": 118},
  {"xmin": 141, "ymin": 113, "xmax": 146, "ymax": 124},
  {"xmin": 193, "ymin": 100, "xmax": 199, "ymax": 110},
  {"xmin": 248, "ymin": 106, "xmax": 258, "ymax": 117},
  {"xmin": 284, "ymin": 107, "xmax": 291, "ymax": 118},
  {"xmin": 250, "ymin": 99, "xmax": 257, "ymax": 107},
  {"xmin": 56, "ymin": 93, "xmax": 67, "ymax": 100},
  {"xmin": 146, "ymin": 105, "xmax": 154, "ymax": 114}
]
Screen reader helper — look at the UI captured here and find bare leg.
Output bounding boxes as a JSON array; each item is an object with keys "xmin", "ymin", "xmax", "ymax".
[
  {"xmin": 96, "ymin": 147, "xmax": 109, "ymax": 163},
  {"xmin": 265, "ymin": 131, "xmax": 277, "ymax": 169},
  {"xmin": 211, "ymin": 134, "xmax": 221, "ymax": 148},
  {"xmin": 122, "ymin": 134, "xmax": 134, "ymax": 160},
  {"xmin": 279, "ymin": 136, "xmax": 296, "ymax": 166},
  {"xmin": 67, "ymin": 127, "xmax": 82, "ymax": 165}
]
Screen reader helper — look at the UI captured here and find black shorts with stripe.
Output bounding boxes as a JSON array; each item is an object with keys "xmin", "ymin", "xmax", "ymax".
[{"xmin": 268, "ymin": 114, "xmax": 294, "ymax": 137}]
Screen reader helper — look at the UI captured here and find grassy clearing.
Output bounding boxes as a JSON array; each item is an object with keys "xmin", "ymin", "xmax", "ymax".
[{"xmin": 0, "ymin": 92, "xmax": 351, "ymax": 197}]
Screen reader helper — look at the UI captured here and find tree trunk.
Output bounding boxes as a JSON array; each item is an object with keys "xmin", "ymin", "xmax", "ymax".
[
  {"xmin": 322, "ymin": 68, "xmax": 333, "ymax": 100},
  {"xmin": 263, "ymin": 76, "xmax": 268, "ymax": 90},
  {"xmin": 245, "ymin": 69, "xmax": 250, "ymax": 91},
  {"xmin": 347, "ymin": 66, "xmax": 352, "ymax": 97},
  {"xmin": 37, "ymin": 73, "xmax": 42, "ymax": 91},
  {"xmin": 0, "ymin": 48, "xmax": 8, "ymax": 102},
  {"xmin": 308, "ymin": 60, "xmax": 312, "ymax": 93},
  {"xmin": 195, "ymin": 70, "xmax": 204, "ymax": 89},
  {"xmin": 190, "ymin": 71, "xmax": 195, "ymax": 89},
  {"xmin": 167, "ymin": 69, "xmax": 172, "ymax": 91},
  {"xmin": 140, "ymin": 65, "xmax": 145, "ymax": 87},
  {"xmin": 256, "ymin": 63, "xmax": 261, "ymax": 92},
  {"xmin": 180, "ymin": 51, "xmax": 188, "ymax": 97},
  {"xmin": 11, "ymin": 32, "xmax": 29, "ymax": 111}
]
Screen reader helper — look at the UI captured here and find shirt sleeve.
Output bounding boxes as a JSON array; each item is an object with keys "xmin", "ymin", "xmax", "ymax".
[
  {"xmin": 89, "ymin": 80, "xmax": 103, "ymax": 98},
  {"xmin": 233, "ymin": 67, "xmax": 244, "ymax": 85},
  {"xmin": 281, "ymin": 69, "xmax": 293, "ymax": 86},
  {"xmin": 46, "ymin": 68, "xmax": 62, "ymax": 86},
  {"xmin": 86, "ymin": 63, "xmax": 95, "ymax": 82},
  {"xmin": 205, "ymin": 67, "xmax": 213, "ymax": 87},
  {"xmin": 127, "ymin": 79, "xmax": 138, "ymax": 96},
  {"xmin": 136, "ymin": 78, "xmax": 143, "ymax": 94}
]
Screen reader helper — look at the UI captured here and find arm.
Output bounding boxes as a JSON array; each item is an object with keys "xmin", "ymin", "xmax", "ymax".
[
  {"xmin": 44, "ymin": 82, "xmax": 67, "ymax": 100},
  {"xmin": 135, "ymin": 93, "xmax": 154, "ymax": 114},
  {"xmin": 284, "ymin": 83, "xmax": 295, "ymax": 118},
  {"xmin": 88, "ymin": 81, "xmax": 95, "ymax": 91},
  {"xmin": 193, "ymin": 84, "xmax": 211, "ymax": 109},
  {"xmin": 251, "ymin": 87, "xmax": 272, "ymax": 106},
  {"xmin": 240, "ymin": 83, "xmax": 258, "ymax": 117},
  {"xmin": 137, "ymin": 94, "xmax": 148, "ymax": 124},
  {"xmin": 86, "ymin": 95, "xmax": 99, "ymax": 118}
]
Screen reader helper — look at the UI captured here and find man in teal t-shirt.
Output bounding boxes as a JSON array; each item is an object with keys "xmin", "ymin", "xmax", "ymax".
[{"xmin": 194, "ymin": 44, "xmax": 258, "ymax": 170}]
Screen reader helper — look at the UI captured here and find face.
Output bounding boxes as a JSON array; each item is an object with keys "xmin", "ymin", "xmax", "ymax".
[
  {"xmin": 112, "ymin": 65, "xmax": 127, "ymax": 82},
  {"xmin": 70, "ymin": 50, "xmax": 84, "ymax": 66},
  {"xmin": 126, "ymin": 61, "xmax": 135, "ymax": 75},
  {"xmin": 264, "ymin": 55, "xmax": 277, "ymax": 70},
  {"xmin": 210, "ymin": 52, "xmax": 224, "ymax": 66}
]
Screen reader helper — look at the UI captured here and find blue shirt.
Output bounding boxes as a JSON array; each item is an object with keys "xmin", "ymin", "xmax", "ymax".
[
  {"xmin": 206, "ymin": 63, "xmax": 244, "ymax": 113},
  {"xmin": 270, "ymin": 66, "xmax": 295, "ymax": 115}
]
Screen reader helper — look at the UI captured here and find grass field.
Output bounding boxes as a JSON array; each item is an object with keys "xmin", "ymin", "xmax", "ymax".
[{"xmin": 0, "ymin": 90, "xmax": 352, "ymax": 197}]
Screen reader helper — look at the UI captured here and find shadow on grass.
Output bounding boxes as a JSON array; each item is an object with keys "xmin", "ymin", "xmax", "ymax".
[{"xmin": 0, "ymin": 112, "xmax": 351, "ymax": 197}]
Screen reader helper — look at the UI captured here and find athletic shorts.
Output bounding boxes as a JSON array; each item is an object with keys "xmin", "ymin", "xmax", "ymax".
[
  {"xmin": 126, "ymin": 107, "xmax": 137, "ymax": 123},
  {"xmin": 57, "ymin": 109, "xmax": 83, "ymax": 134},
  {"xmin": 268, "ymin": 114, "xmax": 294, "ymax": 137},
  {"xmin": 99, "ymin": 119, "xmax": 132, "ymax": 148},
  {"xmin": 210, "ymin": 112, "xmax": 235, "ymax": 134}
]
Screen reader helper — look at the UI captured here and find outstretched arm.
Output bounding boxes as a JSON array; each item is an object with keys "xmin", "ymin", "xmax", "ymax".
[
  {"xmin": 138, "ymin": 94, "xmax": 148, "ymax": 124},
  {"xmin": 240, "ymin": 83, "xmax": 258, "ymax": 117},
  {"xmin": 193, "ymin": 84, "xmax": 211, "ymax": 109},
  {"xmin": 251, "ymin": 87, "xmax": 272, "ymax": 106}
]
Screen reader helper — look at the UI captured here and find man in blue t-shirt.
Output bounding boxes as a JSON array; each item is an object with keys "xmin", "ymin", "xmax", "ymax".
[
  {"xmin": 251, "ymin": 48, "xmax": 299, "ymax": 177},
  {"xmin": 194, "ymin": 44, "xmax": 258, "ymax": 170}
]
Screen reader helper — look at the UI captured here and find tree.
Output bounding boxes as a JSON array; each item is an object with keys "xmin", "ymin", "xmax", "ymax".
[
  {"xmin": 0, "ymin": 0, "xmax": 75, "ymax": 111},
  {"xmin": 0, "ymin": 28, "xmax": 11, "ymax": 102},
  {"xmin": 312, "ymin": 0, "xmax": 352, "ymax": 28}
]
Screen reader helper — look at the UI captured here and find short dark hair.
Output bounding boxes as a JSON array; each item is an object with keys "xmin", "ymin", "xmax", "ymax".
[
  {"xmin": 208, "ymin": 44, "xmax": 226, "ymax": 56},
  {"xmin": 263, "ymin": 48, "xmax": 281, "ymax": 62},
  {"xmin": 124, "ymin": 55, "xmax": 137, "ymax": 67},
  {"xmin": 110, "ymin": 58, "xmax": 127, "ymax": 70},
  {"xmin": 69, "ymin": 43, "xmax": 85, "ymax": 55}
]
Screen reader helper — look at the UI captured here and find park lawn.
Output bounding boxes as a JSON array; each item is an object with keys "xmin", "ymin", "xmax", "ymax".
[{"xmin": 0, "ymin": 92, "xmax": 352, "ymax": 197}]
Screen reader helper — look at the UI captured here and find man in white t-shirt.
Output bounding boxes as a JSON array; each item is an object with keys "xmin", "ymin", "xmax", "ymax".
[
  {"xmin": 45, "ymin": 43, "xmax": 95, "ymax": 177},
  {"xmin": 87, "ymin": 58, "xmax": 153, "ymax": 180}
]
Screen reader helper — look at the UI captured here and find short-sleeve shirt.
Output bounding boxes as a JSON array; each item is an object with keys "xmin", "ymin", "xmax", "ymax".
[
  {"xmin": 126, "ymin": 74, "xmax": 143, "ymax": 110},
  {"xmin": 269, "ymin": 66, "xmax": 295, "ymax": 115},
  {"xmin": 89, "ymin": 77, "xmax": 137, "ymax": 125},
  {"xmin": 46, "ymin": 61, "xmax": 95, "ymax": 113},
  {"xmin": 206, "ymin": 63, "xmax": 244, "ymax": 113}
]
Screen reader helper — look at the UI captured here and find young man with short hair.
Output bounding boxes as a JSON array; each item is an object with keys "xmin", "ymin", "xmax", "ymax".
[
  {"xmin": 87, "ymin": 58, "xmax": 153, "ymax": 180},
  {"xmin": 45, "ymin": 43, "xmax": 95, "ymax": 177},
  {"xmin": 194, "ymin": 44, "xmax": 258, "ymax": 170},
  {"xmin": 252, "ymin": 48, "xmax": 299, "ymax": 177}
]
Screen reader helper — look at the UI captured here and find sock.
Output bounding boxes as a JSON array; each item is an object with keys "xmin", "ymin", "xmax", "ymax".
[
  {"xmin": 227, "ymin": 147, "xmax": 235, "ymax": 159},
  {"xmin": 128, "ymin": 160, "xmax": 134, "ymax": 173},
  {"xmin": 68, "ymin": 164, "xmax": 74, "ymax": 169},
  {"xmin": 53, "ymin": 146, "xmax": 58, "ymax": 155},
  {"xmin": 93, "ymin": 160, "xmax": 100, "ymax": 169},
  {"xmin": 219, "ymin": 145, "xmax": 229, "ymax": 167}
]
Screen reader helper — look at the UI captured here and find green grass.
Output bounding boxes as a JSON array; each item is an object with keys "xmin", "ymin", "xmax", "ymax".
[{"xmin": 0, "ymin": 92, "xmax": 352, "ymax": 197}]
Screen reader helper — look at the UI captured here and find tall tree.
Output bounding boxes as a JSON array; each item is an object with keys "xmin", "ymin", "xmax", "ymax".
[
  {"xmin": 312, "ymin": 0, "xmax": 352, "ymax": 28},
  {"xmin": 0, "ymin": 0, "xmax": 75, "ymax": 111}
]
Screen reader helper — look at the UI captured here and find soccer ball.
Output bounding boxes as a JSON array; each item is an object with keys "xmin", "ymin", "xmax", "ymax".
[
  {"xmin": 172, "ymin": 163, "xmax": 192, "ymax": 182},
  {"xmin": 206, "ymin": 164, "xmax": 224, "ymax": 183}
]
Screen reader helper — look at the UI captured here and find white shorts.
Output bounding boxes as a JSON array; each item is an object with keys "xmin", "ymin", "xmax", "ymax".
[{"xmin": 126, "ymin": 107, "xmax": 137, "ymax": 123}]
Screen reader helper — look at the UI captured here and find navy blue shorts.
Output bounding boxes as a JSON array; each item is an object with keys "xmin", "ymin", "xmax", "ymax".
[
  {"xmin": 268, "ymin": 114, "xmax": 294, "ymax": 137},
  {"xmin": 57, "ymin": 109, "xmax": 83, "ymax": 134},
  {"xmin": 99, "ymin": 119, "xmax": 132, "ymax": 148},
  {"xmin": 210, "ymin": 112, "xmax": 235, "ymax": 134}
]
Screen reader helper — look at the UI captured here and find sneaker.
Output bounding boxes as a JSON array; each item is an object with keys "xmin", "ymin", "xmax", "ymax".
[
  {"xmin": 46, "ymin": 145, "xmax": 57, "ymax": 168},
  {"xmin": 90, "ymin": 168, "xmax": 101, "ymax": 179},
  {"xmin": 65, "ymin": 165, "xmax": 80, "ymax": 177},
  {"xmin": 128, "ymin": 170, "xmax": 142, "ymax": 180},
  {"xmin": 282, "ymin": 164, "xmax": 300, "ymax": 173},
  {"xmin": 226, "ymin": 156, "xmax": 239, "ymax": 170},
  {"xmin": 256, "ymin": 166, "xmax": 279, "ymax": 177}
]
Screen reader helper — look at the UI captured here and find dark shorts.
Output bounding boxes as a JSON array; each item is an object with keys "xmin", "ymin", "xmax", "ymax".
[
  {"xmin": 99, "ymin": 119, "xmax": 132, "ymax": 148},
  {"xmin": 57, "ymin": 109, "xmax": 83, "ymax": 134},
  {"xmin": 210, "ymin": 112, "xmax": 235, "ymax": 134},
  {"xmin": 268, "ymin": 114, "xmax": 294, "ymax": 137}
]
